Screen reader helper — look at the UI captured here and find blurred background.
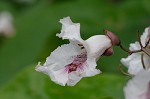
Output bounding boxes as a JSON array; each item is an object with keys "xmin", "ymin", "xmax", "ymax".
[{"xmin": 0, "ymin": 0, "xmax": 150, "ymax": 99}]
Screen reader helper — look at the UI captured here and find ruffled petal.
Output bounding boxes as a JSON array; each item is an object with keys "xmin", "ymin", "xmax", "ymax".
[
  {"xmin": 56, "ymin": 16, "xmax": 83, "ymax": 43},
  {"xmin": 124, "ymin": 70, "xmax": 150, "ymax": 99},
  {"xmin": 121, "ymin": 53, "xmax": 144, "ymax": 75},
  {"xmin": 140, "ymin": 27, "xmax": 150, "ymax": 46},
  {"xmin": 35, "ymin": 43, "xmax": 86, "ymax": 86},
  {"xmin": 129, "ymin": 42, "xmax": 141, "ymax": 51},
  {"xmin": 67, "ymin": 71, "xmax": 82, "ymax": 86},
  {"xmin": 121, "ymin": 52, "xmax": 150, "ymax": 75},
  {"xmin": 44, "ymin": 43, "xmax": 83, "ymax": 70},
  {"xmin": 36, "ymin": 63, "xmax": 68, "ymax": 86},
  {"xmin": 129, "ymin": 27, "xmax": 149, "ymax": 50},
  {"xmin": 81, "ymin": 58, "xmax": 101, "ymax": 77},
  {"xmin": 85, "ymin": 35, "xmax": 111, "ymax": 59},
  {"xmin": 66, "ymin": 58, "xmax": 100, "ymax": 86}
]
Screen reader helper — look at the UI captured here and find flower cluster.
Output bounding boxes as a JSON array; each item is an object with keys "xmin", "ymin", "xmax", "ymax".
[
  {"xmin": 121, "ymin": 27, "xmax": 150, "ymax": 75},
  {"xmin": 120, "ymin": 27, "xmax": 150, "ymax": 99}
]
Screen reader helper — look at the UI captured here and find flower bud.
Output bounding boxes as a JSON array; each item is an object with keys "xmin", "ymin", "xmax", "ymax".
[
  {"xmin": 102, "ymin": 47, "xmax": 113, "ymax": 56},
  {"xmin": 104, "ymin": 30, "xmax": 120, "ymax": 46}
]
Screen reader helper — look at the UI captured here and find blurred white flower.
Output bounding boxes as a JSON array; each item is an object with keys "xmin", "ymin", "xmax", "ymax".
[
  {"xmin": 0, "ymin": 11, "xmax": 15, "ymax": 37},
  {"xmin": 121, "ymin": 27, "xmax": 150, "ymax": 75},
  {"xmin": 35, "ymin": 17, "xmax": 113, "ymax": 86},
  {"xmin": 124, "ymin": 70, "xmax": 150, "ymax": 99}
]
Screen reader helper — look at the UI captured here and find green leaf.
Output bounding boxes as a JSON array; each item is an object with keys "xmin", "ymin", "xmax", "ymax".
[{"xmin": 0, "ymin": 64, "xmax": 126, "ymax": 99}]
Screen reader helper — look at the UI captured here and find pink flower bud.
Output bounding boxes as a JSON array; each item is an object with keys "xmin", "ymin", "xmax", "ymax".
[
  {"xmin": 104, "ymin": 30, "xmax": 120, "ymax": 46},
  {"xmin": 102, "ymin": 47, "xmax": 113, "ymax": 56}
]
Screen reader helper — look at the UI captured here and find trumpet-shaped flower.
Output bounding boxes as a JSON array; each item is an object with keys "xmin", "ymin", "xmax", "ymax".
[
  {"xmin": 124, "ymin": 70, "xmax": 150, "ymax": 99},
  {"xmin": 121, "ymin": 27, "xmax": 150, "ymax": 75},
  {"xmin": 35, "ymin": 17, "xmax": 114, "ymax": 86}
]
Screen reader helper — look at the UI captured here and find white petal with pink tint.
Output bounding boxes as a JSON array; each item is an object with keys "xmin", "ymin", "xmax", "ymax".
[
  {"xmin": 56, "ymin": 17, "xmax": 83, "ymax": 43},
  {"xmin": 79, "ymin": 58, "xmax": 100, "ymax": 77},
  {"xmin": 85, "ymin": 35, "xmax": 111, "ymax": 59},
  {"xmin": 36, "ymin": 43, "xmax": 83, "ymax": 86},
  {"xmin": 124, "ymin": 70, "xmax": 150, "ymax": 99},
  {"xmin": 67, "ymin": 71, "xmax": 82, "ymax": 86},
  {"xmin": 36, "ymin": 63, "xmax": 68, "ymax": 86},
  {"xmin": 44, "ymin": 43, "xmax": 82, "ymax": 70}
]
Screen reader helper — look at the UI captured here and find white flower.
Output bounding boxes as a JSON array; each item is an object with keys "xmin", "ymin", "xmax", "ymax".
[
  {"xmin": 35, "ymin": 17, "xmax": 112, "ymax": 86},
  {"xmin": 0, "ymin": 11, "xmax": 15, "ymax": 37},
  {"xmin": 124, "ymin": 70, "xmax": 150, "ymax": 99},
  {"xmin": 121, "ymin": 27, "xmax": 150, "ymax": 75}
]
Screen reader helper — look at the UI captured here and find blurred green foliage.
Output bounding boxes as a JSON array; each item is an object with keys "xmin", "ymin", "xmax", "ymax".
[
  {"xmin": 0, "ymin": 65, "xmax": 126, "ymax": 99},
  {"xmin": 0, "ymin": 0, "xmax": 150, "ymax": 98}
]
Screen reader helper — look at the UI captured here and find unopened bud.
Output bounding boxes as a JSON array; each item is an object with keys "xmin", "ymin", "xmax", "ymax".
[
  {"xmin": 104, "ymin": 30, "xmax": 120, "ymax": 46},
  {"xmin": 102, "ymin": 47, "xmax": 113, "ymax": 56}
]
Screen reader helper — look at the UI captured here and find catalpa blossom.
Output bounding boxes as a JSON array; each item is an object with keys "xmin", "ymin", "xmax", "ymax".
[
  {"xmin": 121, "ymin": 27, "xmax": 150, "ymax": 75},
  {"xmin": 36, "ymin": 17, "xmax": 119, "ymax": 86},
  {"xmin": 0, "ymin": 11, "xmax": 15, "ymax": 37},
  {"xmin": 124, "ymin": 70, "xmax": 150, "ymax": 99}
]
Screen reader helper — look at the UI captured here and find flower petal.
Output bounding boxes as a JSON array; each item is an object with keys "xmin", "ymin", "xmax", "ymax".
[
  {"xmin": 81, "ymin": 58, "xmax": 101, "ymax": 77},
  {"xmin": 128, "ymin": 27, "xmax": 149, "ymax": 51},
  {"xmin": 35, "ymin": 43, "xmax": 86, "ymax": 86},
  {"xmin": 66, "ymin": 58, "xmax": 100, "ymax": 86},
  {"xmin": 121, "ymin": 53, "xmax": 143, "ymax": 75},
  {"xmin": 44, "ymin": 43, "xmax": 83, "ymax": 71},
  {"xmin": 129, "ymin": 42, "xmax": 141, "ymax": 51},
  {"xmin": 85, "ymin": 35, "xmax": 112, "ymax": 59},
  {"xmin": 124, "ymin": 70, "xmax": 150, "ymax": 99},
  {"xmin": 36, "ymin": 63, "xmax": 68, "ymax": 86},
  {"xmin": 140, "ymin": 27, "xmax": 150, "ymax": 46},
  {"xmin": 67, "ymin": 71, "xmax": 82, "ymax": 86},
  {"xmin": 56, "ymin": 16, "xmax": 83, "ymax": 43},
  {"xmin": 121, "ymin": 53, "xmax": 150, "ymax": 75}
]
